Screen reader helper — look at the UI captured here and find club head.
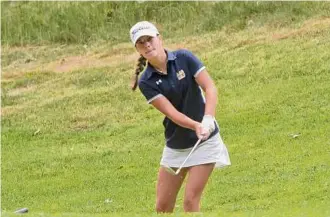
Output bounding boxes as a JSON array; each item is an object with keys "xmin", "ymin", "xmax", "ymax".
[{"xmin": 14, "ymin": 208, "xmax": 28, "ymax": 214}]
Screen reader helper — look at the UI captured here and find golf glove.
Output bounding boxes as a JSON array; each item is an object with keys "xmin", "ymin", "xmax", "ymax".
[{"xmin": 201, "ymin": 115, "xmax": 215, "ymax": 140}]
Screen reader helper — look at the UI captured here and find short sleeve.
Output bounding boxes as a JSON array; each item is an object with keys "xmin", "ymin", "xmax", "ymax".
[
  {"xmin": 138, "ymin": 80, "xmax": 163, "ymax": 104},
  {"xmin": 182, "ymin": 50, "xmax": 206, "ymax": 77}
]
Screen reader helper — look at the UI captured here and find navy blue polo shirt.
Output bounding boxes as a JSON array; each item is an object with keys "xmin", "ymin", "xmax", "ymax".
[{"xmin": 138, "ymin": 49, "xmax": 219, "ymax": 149}]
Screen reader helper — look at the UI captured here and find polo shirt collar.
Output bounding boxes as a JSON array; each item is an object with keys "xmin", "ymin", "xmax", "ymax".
[
  {"xmin": 167, "ymin": 50, "xmax": 176, "ymax": 61},
  {"xmin": 144, "ymin": 49, "xmax": 176, "ymax": 79}
]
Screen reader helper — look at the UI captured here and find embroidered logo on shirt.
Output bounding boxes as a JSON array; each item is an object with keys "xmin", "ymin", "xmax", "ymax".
[
  {"xmin": 176, "ymin": 70, "xmax": 185, "ymax": 80},
  {"xmin": 156, "ymin": 79, "xmax": 162, "ymax": 85}
]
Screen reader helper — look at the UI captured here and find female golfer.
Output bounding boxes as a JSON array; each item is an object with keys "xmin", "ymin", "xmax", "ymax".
[{"xmin": 129, "ymin": 21, "xmax": 231, "ymax": 213}]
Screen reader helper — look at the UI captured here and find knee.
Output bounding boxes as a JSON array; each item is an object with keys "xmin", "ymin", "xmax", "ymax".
[
  {"xmin": 184, "ymin": 194, "xmax": 200, "ymax": 211},
  {"xmin": 156, "ymin": 199, "xmax": 174, "ymax": 213}
]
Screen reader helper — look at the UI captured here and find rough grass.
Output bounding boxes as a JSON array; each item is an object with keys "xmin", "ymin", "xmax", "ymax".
[{"xmin": 1, "ymin": 1, "xmax": 330, "ymax": 45}]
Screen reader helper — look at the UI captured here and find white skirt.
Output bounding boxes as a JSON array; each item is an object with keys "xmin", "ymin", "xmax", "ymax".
[{"xmin": 160, "ymin": 133, "xmax": 231, "ymax": 169}]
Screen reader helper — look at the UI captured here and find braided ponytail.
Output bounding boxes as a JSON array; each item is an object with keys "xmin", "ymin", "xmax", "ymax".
[{"xmin": 131, "ymin": 55, "xmax": 147, "ymax": 91}]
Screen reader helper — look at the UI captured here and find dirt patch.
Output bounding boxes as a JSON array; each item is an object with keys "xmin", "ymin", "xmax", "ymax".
[
  {"xmin": 1, "ymin": 51, "xmax": 140, "ymax": 79},
  {"xmin": 232, "ymin": 17, "xmax": 330, "ymax": 49},
  {"xmin": 272, "ymin": 17, "xmax": 330, "ymax": 40}
]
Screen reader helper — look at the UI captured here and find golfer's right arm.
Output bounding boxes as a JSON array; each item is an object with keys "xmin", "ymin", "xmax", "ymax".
[{"xmin": 151, "ymin": 96, "xmax": 201, "ymax": 132}]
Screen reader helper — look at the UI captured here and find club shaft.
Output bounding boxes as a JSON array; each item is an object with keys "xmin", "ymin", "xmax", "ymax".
[{"xmin": 176, "ymin": 139, "xmax": 202, "ymax": 173}]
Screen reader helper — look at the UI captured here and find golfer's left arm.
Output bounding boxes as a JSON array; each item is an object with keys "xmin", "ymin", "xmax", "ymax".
[{"xmin": 195, "ymin": 69, "xmax": 218, "ymax": 117}]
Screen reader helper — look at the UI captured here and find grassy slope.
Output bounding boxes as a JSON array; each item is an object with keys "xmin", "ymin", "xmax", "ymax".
[{"xmin": 1, "ymin": 18, "xmax": 330, "ymax": 217}]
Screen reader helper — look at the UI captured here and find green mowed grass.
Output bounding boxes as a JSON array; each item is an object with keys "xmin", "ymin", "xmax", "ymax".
[{"xmin": 2, "ymin": 24, "xmax": 330, "ymax": 216}]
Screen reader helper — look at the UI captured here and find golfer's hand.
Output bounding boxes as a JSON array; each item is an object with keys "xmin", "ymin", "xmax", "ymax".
[
  {"xmin": 201, "ymin": 115, "xmax": 215, "ymax": 133},
  {"xmin": 200, "ymin": 115, "xmax": 215, "ymax": 140},
  {"xmin": 195, "ymin": 124, "xmax": 211, "ymax": 141}
]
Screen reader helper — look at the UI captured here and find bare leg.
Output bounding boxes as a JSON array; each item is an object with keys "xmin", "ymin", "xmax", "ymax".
[
  {"xmin": 183, "ymin": 163, "xmax": 215, "ymax": 212},
  {"xmin": 156, "ymin": 167, "xmax": 188, "ymax": 213}
]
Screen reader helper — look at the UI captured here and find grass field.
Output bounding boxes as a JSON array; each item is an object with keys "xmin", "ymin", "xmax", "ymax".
[{"xmin": 1, "ymin": 2, "xmax": 330, "ymax": 217}]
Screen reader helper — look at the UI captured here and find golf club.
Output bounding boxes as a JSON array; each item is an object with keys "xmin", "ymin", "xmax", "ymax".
[
  {"xmin": 14, "ymin": 208, "xmax": 28, "ymax": 214},
  {"xmin": 164, "ymin": 138, "xmax": 202, "ymax": 175}
]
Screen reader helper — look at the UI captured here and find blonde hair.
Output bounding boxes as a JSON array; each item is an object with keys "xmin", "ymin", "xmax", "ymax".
[{"xmin": 131, "ymin": 55, "xmax": 147, "ymax": 91}]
